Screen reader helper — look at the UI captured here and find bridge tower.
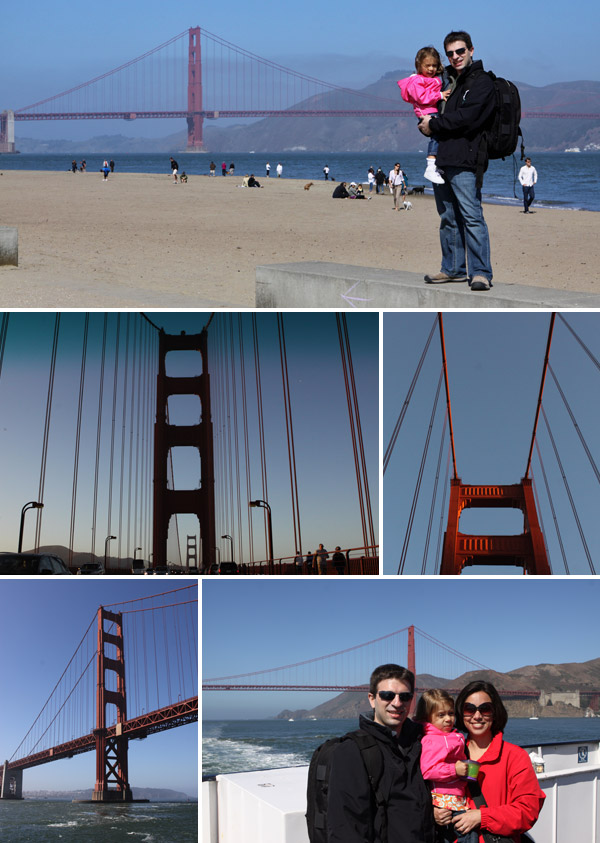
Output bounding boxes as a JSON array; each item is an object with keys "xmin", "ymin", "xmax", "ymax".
[
  {"xmin": 186, "ymin": 26, "xmax": 204, "ymax": 151},
  {"xmin": 439, "ymin": 478, "xmax": 550, "ymax": 575},
  {"xmin": 153, "ymin": 328, "xmax": 215, "ymax": 570},
  {"xmin": 94, "ymin": 607, "xmax": 132, "ymax": 802},
  {"xmin": 186, "ymin": 534, "xmax": 198, "ymax": 570},
  {"xmin": 0, "ymin": 111, "xmax": 15, "ymax": 154}
]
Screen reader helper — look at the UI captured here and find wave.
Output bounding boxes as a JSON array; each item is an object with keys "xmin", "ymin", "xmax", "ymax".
[{"xmin": 202, "ymin": 735, "xmax": 310, "ymax": 776}]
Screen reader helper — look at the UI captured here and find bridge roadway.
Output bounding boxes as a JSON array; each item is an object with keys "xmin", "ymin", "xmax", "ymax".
[
  {"xmin": 15, "ymin": 110, "xmax": 600, "ymax": 121},
  {"xmin": 3, "ymin": 696, "xmax": 197, "ymax": 774},
  {"xmin": 201, "ymin": 684, "xmax": 541, "ymax": 697}
]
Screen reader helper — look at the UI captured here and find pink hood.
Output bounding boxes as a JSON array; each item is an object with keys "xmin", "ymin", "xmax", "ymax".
[
  {"xmin": 398, "ymin": 74, "xmax": 443, "ymax": 117},
  {"xmin": 420, "ymin": 721, "xmax": 467, "ymax": 796}
]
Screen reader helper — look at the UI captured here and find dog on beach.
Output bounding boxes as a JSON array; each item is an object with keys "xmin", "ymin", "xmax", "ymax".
[
  {"xmin": 403, "ymin": 198, "xmax": 413, "ymax": 210},
  {"xmin": 409, "ymin": 185, "xmax": 425, "ymax": 195},
  {"xmin": 304, "ymin": 182, "xmax": 314, "ymax": 190}
]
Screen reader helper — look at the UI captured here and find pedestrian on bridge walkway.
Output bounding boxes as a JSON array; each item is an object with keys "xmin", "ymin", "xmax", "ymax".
[{"xmin": 315, "ymin": 543, "xmax": 329, "ymax": 574}]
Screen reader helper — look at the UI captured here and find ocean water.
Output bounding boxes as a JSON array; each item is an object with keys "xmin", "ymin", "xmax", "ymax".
[
  {"xmin": 0, "ymin": 800, "xmax": 197, "ymax": 843},
  {"xmin": 202, "ymin": 717, "xmax": 600, "ymax": 777},
  {"xmin": 1, "ymin": 151, "xmax": 599, "ymax": 212}
]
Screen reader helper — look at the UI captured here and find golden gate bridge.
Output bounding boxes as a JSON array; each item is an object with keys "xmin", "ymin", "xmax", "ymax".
[
  {"xmin": 384, "ymin": 313, "xmax": 600, "ymax": 575},
  {"xmin": 1, "ymin": 26, "xmax": 599, "ymax": 153},
  {"xmin": 202, "ymin": 624, "xmax": 600, "ymax": 712},
  {"xmin": 0, "ymin": 585, "xmax": 197, "ymax": 801},
  {"xmin": 0, "ymin": 312, "xmax": 377, "ymax": 574}
]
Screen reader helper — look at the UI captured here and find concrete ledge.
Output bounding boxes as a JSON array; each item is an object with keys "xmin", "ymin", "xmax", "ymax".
[
  {"xmin": 0, "ymin": 226, "xmax": 18, "ymax": 267},
  {"xmin": 255, "ymin": 262, "xmax": 600, "ymax": 309}
]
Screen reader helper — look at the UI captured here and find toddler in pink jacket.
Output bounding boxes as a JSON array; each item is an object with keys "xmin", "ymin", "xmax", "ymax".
[
  {"xmin": 398, "ymin": 46, "xmax": 450, "ymax": 185},
  {"xmin": 416, "ymin": 689, "xmax": 477, "ymax": 843}
]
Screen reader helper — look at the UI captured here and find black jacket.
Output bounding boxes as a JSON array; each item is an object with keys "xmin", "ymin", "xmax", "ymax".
[
  {"xmin": 327, "ymin": 713, "xmax": 436, "ymax": 843},
  {"xmin": 428, "ymin": 59, "xmax": 496, "ymax": 171},
  {"xmin": 332, "ymin": 184, "xmax": 349, "ymax": 198}
]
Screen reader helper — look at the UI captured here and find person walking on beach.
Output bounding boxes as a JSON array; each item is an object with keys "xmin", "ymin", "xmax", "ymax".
[
  {"xmin": 388, "ymin": 163, "xmax": 408, "ymax": 210},
  {"xmin": 170, "ymin": 157, "xmax": 179, "ymax": 183},
  {"xmin": 266, "ymin": 162, "xmax": 271, "ymax": 177},
  {"xmin": 209, "ymin": 161, "xmax": 216, "ymax": 176},
  {"xmin": 102, "ymin": 160, "xmax": 110, "ymax": 181},
  {"xmin": 222, "ymin": 161, "xmax": 227, "ymax": 176},
  {"xmin": 71, "ymin": 160, "xmax": 78, "ymax": 173},
  {"xmin": 419, "ymin": 30, "xmax": 496, "ymax": 291},
  {"xmin": 519, "ymin": 157, "xmax": 538, "ymax": 213},
  {"xmin": 323, "ymin": 165, "xmax": 330, "ymax": 180},
  {"xmin": 375, "ymin": 167, "xmax": 386, "ymax": 194},
  {"xmin": 368, "ymin": 166, "xmax": 375, "ymax": 192},
  {"xmin": 109, "ymin": 160, "xmax": 115, "ymax": 173},
  {"xmin": 276, "ymin": 162, "xmax": 283, "ymax": 178}
]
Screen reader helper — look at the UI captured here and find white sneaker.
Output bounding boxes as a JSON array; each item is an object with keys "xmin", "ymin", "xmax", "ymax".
[{"xmin": 424, "ymin": 163, "xmax": 445, "ymax": 184}]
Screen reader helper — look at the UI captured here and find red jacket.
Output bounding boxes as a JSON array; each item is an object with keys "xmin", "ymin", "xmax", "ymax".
[{"xmin": 467, "ymin": 732, "xmax": 545, "ymax": 843}]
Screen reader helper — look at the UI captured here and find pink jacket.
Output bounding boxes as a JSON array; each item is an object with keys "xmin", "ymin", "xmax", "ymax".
[
  {"xmin": 420, "ymin": 721, "xmax": 468, "ymax": 797},
  {"xmin": 398, "ymin": 74, "xmax": 443, "ymax": 117}
]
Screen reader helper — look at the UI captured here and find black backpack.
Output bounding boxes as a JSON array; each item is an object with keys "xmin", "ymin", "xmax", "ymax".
[
  {"xmin": 306, "ymin": 729, "xmax": 388, "ymax": 843},
  {"xmin": 482, "ymin": 70, "xmax": 524, "ymax": 160}
]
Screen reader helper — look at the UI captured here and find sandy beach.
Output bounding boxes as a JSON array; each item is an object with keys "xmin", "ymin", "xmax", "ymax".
[{"xmin": 0, "ymin": 169, "xmax": 598, "ymax": 308}]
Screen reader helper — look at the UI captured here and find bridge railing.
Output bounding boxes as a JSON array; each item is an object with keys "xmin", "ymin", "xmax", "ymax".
[{"xmin": 207, "ymin": 545, "xmax": 379, "ymax": 576}]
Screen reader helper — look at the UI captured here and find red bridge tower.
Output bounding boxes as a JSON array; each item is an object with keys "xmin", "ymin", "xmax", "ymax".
[{"xmin": 186, "ymin": 26, "xmax": 204, "ymax": 151}]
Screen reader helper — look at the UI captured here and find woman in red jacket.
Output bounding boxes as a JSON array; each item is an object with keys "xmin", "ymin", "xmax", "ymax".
[{"xmin": 436, "ymin": 680, "xmax": 545, "ymax": 843}]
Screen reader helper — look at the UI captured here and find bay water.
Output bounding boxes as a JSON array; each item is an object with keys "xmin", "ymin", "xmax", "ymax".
[
  {"xmin": 0, "ymin": 800, "xmax": 197, "ymax": 842},
  {"xmin": 1, "ymin": 151, "xmax": 599, "ymax": 212},
  {"xmin": 203, "ymin": 716, "xmax": 600, "ymax": 777}
]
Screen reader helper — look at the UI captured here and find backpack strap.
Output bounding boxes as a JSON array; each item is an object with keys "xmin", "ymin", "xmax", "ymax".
[{"xmin": 346, "ymin": 730, "xmax": 388, "ymax": 843}]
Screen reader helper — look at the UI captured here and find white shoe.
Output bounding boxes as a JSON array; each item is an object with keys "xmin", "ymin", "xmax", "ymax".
[{"xmin": 424, "ymin": 163, "xmax": 445, "ymax": 184}]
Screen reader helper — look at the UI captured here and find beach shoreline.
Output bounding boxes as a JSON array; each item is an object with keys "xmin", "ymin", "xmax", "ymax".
[{"xmin": 1, "ymin": 170, "xmax": 598, "ymax": 308}]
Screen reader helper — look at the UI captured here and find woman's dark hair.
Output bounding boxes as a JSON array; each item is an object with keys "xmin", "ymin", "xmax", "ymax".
[
  {"xmin": 443, "ymin": 30, "xmax": 473, "ymax": 51},
  {"xmin": 455, "ymin": 680, "xmax": 507, "ymax": 735},
  {"xmin": 369, "ymin": 663, "xmax": 415, "ymax": 696}
]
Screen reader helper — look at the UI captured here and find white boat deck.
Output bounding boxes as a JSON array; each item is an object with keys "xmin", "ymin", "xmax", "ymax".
[{"xmin": 203, "ymin": 739, "xmax": 600, "ymax": 842}]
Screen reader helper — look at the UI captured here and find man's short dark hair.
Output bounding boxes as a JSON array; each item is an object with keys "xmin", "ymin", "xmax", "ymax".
[
  {"xmin": 369, "ymin": 663, "xmax": 415, "ymax": 696},
  {"xmin": 443, "ymin": 30, "xmax": 473, "ymax": 51},
  {"xmin": 455, "ymin": 680, "xmax": 508, "ymax": 735}
]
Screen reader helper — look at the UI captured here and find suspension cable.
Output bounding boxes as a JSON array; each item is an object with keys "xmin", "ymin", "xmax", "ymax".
[
  {"xmin": 534, "ymin": 440, "xmax": 566, "ymax": 574},
  {"xmin": 277, "ymin": 314, "xmax": 303, "ymax": 555},
  {"xmin": 558, "ymin": 313, "xmax": 600, "ymax": 372},
  {"xmin": 384, "ymin": 315, "xmax": 437, "ymax": 473},
  {"xmin": 421, "ymin": 413, "xmax": 448, "ymax": 575},
  {"xmin": 398, "ymin": 369, "xmax": 444, "ymax": 574},
  {"xmin": 91, "ymin": 314, "xmax": 108, "ymax": 558},
  {"xmin": 525, "ymin": 312, "xmax": 556, "ymax": 478},
  {"xmin": 435, "ymin": 448, "xmax": 452, "ymax": 574},
  {"xmin": 541, "ymin": 406, "xmax": 595, "ymax": 574},
  {"xmin": 548, "ymin": 362, "xmax": 600, "ymax": 486},
  {"xmin": 69, "ymin": 314, "xmax": 89, "ymax": 564},
  {"xmin": 437, "ymin": 314, "xmax": 458, "ymax": 480},
  {"xmin": 35, "ymin": 314, "xmax": 61, "ymax": 551}
]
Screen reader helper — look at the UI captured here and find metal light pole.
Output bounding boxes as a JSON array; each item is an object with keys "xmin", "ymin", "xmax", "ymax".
[
  {"xmin": 104, "ymin": 535, "xmax": 116, "ymax": 572},
  {"xmin": 18, "ymin": 501, "xmax": 43, "ymax": 553},
  {"xmin": 221, "ymin": 534, "xmax": 234, "ymax": 562},
  {"xmin": 134, "ymin": 546, "xmax": 142, "ymax": 560},
  {"xmin": 249, "ymin": 500, "xmax": 274, "ymax": 569}
]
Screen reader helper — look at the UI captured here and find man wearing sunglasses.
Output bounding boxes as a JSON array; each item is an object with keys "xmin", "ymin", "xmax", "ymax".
[
  {"xmin": 325, "ymin": 663, "xmax": 436, "ymax": 842},
  {"xmin": 418, "ymin": 30, "xmax": 496, "ymax": 291}
]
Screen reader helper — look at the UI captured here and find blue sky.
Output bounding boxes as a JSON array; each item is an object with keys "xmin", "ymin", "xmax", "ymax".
[
  {"xmin": 383, "ymin": 313, "xmax": 600, "ymax": 575},
  {"xmin": 202, "ymin": 578, "xmax": 600, "ymax": 719},
  {"xmin": 0, "ymin": 580, "xmax": 198, "ymax": 796},
  {"xmin": 1, "ymin": 1, "xmax": 596, "ymax": 141},
  {"xmin": 0, "ymin": 311, "xmax": 378, "ymax": 566}
]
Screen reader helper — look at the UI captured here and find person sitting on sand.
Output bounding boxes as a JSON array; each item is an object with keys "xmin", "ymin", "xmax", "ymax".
[
  {"xmin": 247, "ymin": 174, "xmax": 263, "ymax": 188},
  {"xmin": 180, "ymin": 171, "xmax": 188, "ymax": 183},
  {"xmin": 332, "ymin": 182, "xmax": 350, "ymax": 198}
]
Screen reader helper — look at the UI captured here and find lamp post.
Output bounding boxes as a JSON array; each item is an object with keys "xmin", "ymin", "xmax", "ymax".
[
  {"xmin": 134, "ymin": 546, "xmax": 142, "ymax": 560},
  {"xmin": 104, "ymin": 535, "xmax": 116, "ymax": 572},
  {"xmin": 221, "ymin": 534, "xmax": 234, "ymax": 562},
  {"xmin": 249, "ymin": 500, "xmax": 274, "ymax": 570},
  {"xmin": 18, "ymin": 501, "xmax": 43, "ymax": 553}
]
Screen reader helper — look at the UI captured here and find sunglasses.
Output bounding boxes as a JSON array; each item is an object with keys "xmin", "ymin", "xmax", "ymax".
[
  {"xmin": 378, "ymin": 691, "xmax": 414, "ymax": 703},
  {"xmin": 463, "ymin": 702, "xmax": 494, "ymax": 717},
  {"xmin": 446, "ymin": 47, "xmax": 467, "ymax": 57}
]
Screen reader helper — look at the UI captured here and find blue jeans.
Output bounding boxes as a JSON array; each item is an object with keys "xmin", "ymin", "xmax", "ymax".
[
  {"xmin": 433, "ymin": 166, "xmax": 492, "ymax": 282},
  {"xmin": 439, "ymin": 811, "xmax": 479, "ymax": 843},
  {"xmin": 523, "ymin": 184, "xmax": 535, "ymax": 212},
  {"xmin": 427, "ymin": 137, "xmax": 439, "ymax": 156}
]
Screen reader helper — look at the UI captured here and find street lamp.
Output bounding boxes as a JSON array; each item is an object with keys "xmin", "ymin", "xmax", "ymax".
[
  {"xmin": 221, "ymin": 534, "xmax": 234, "ymax": 562},
  {"xmin": 134, "ymin": 546, "xmax": 142, "ymax": 560},
  {"xmin": 18, "ymin": 501, "xmax": 43, "ymax": 553},
  {"xmin": 249, "ymin": 500, "xmax": 274, "ymax": 567},
  {"xmin": 104, "ymin": 535, "xmax": 116, "ymax": 572}
]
